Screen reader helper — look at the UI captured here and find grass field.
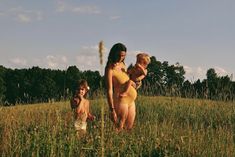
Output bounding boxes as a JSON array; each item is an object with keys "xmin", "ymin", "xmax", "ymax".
[{"xmin": 0, "ymin": 96, "xmax": 235, "ymax": 156}]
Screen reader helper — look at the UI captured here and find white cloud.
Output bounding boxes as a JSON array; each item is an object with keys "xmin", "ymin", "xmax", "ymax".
[
  {"xmin": 72, "ymin": 6, "xmax": 101, "ymax": 14},
  {"xmin": 183, "ymin": 65, "xmax": 233, "ymax": 81},
  {"xmin": 17, "ymin": 14, "xmax": 31, "ymax": 23},
  {"xmin": 76, "ymin": 55, "xmax": 98, "ymax": 70},
  {"xmin": 1, "ymin": 6, "xmax": 43, "ymax": 23},
  {"xmin": 75, "ymin": 45, "xmax": 106, "ymax": 71},
  {"xmin": 183, "ymin": 65, "xmax": 193, "ymax": 74},
  {"xmin": 214, "ymin": 66, "xmax": 227, "ymax": 76},
  {"xmin": 196, "ymin": 67, "xmax": 206, "ymax": 76},
  {"xmin": 8, "ymin": 58, "xmax": 27, "ymax": 68},
  {"xmin": 183, "ymin": 65, "xmax": 207, "ymax": 81},
  {"xmin": 44, "ymin": 55, "xmax": 68, "ymax": 69},
  {"xmin": 80, "ymin": 45, "xmax": 99, "ymax": 56},
  {"xmin": 56, "ymin": 1, "xmax": 66, "ymax": 12},
  {"xmin": 110, "ymin": 16, "xmax": 121, "ymax": 20},
  {"xmin": 56, "ymin": 1, "xmax": 101, "ymax": 15}
]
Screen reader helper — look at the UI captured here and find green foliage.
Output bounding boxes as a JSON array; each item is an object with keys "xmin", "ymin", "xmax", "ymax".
[
  {"xmin": 0, "ymin": 66, "xmax": 6, "ymax": 104},
  {"xmin": 0, "ymin": 60, "xmax": 235, "ymax": 105}
]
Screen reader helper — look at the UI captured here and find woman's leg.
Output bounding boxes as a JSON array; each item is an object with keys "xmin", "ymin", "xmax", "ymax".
[
  {"xmin": 116, "ymin": 103, "xmax": 128, "ymax": 130},
  {"xmin": 126, "ymin": 101, "xmax": 136, "ymax": 130}
]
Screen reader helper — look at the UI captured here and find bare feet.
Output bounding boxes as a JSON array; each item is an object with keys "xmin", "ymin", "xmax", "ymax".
[{"xmin": 115, "ymin": 127, "xmax": 123, "ymax": 134}]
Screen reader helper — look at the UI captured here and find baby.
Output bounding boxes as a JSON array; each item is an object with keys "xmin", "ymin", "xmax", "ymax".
[
  {"xmin": 70, "ymin": 79, "xmax": 95, "ymax": 136},
  {"xmin": 120, "ymin": 53, "xmax": 150, "ymax": 97}
]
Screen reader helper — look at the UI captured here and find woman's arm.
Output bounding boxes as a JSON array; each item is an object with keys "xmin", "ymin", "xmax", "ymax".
[
  {"xmin": 106, "ymin": 68, "xmax": 114, "ymax": 111},
  {"xmin": 106, "ymin": 67, "xmax": 117, "ymax": 123}
]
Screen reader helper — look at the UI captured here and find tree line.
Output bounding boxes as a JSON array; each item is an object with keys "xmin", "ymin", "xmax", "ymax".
[{"xmin": 0, "ymin": 56, "xmax": 234, "ymax": 105}]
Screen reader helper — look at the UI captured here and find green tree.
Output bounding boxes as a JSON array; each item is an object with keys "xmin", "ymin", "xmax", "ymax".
[
  {"xmin": 66, "ymin": 66, "xmax": 82, "ymax": 97},
  {"xmin": 4, "ymin": 69, "xmax": 25, "ymax": 105},
  {"xmin": 0, "ymin": 66, "xmax": 6, "ymax": 104},
  {"xmin": 162, "ymin": 62, "xmax": 185, "ymax": 96},
  {"xmin": 181, "ymin": 80, "xmax": 193, "ymax": 98},
  {"xmin": 82, "ymin": 70, "xmax": 102, "ymax": 97},
  {"xmin": 142, "ymin": 56, "xmax": 163, "ymax": 95},
  {"xmin": 206, "ymin": 68, "xmax": 218, "ymax": 99},
  {"xmin": 217, "ymin": 75, "xmax": 232, "ymax": 101}
]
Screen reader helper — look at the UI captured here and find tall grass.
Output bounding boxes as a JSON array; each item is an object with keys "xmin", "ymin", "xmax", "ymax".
[{"xmin": 0, "ymin": 96, "xmax": 235, "ymax": 156}]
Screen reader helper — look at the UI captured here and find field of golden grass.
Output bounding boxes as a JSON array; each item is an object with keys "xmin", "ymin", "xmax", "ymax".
[{"xmin": 0, "ymin": 96, "xmax": 235, "ymax": 156}]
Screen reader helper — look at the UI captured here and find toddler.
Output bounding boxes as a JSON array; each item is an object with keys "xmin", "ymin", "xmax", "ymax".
[
  {"xmin": 70, "ymin": 80, "xmax": 95, "ymax": 136},
  {"xmin": 120, "ymin": 53, "xmax": 150, "ymax": 97}
]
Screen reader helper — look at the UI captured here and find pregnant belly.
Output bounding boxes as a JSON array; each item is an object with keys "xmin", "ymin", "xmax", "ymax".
[{"xmin": 120, "ymin": 86, "xmax": 137, "ymax": 104}]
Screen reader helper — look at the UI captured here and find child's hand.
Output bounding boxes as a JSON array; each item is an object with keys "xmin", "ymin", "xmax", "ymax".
[
  {"xmin": 77, "ymin": 94, "xmax": 84, "ymax": 100},
  {"xmin": 88, "ymin": 114, "xmax": 95, "ymax": 121},
  {"xmin": 73, "ymin": 98, "xmax": 80, "ymax": 104},
  {"xmin": 70, "ymin": 99, "xmax": 78, "ymax": 109}
]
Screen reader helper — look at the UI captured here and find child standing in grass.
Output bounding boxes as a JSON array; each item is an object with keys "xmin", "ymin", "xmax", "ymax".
[
  {"xmin": 70, "ymin": 79, "xmax": 95, "ymax": 137},
  {"xmin": 120, "ymin": 53, "xmax": 151, "ymax": 97}
]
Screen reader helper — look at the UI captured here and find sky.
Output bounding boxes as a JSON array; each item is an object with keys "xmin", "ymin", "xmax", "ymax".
[{"xmin": 0, "ymin": 0, "xmax": 235, "ymax": 81}]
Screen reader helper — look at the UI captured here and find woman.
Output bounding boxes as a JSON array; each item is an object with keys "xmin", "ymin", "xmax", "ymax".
[{"xmin": 105, "ymin": 43, "xmax": 137, "ymax": 131}]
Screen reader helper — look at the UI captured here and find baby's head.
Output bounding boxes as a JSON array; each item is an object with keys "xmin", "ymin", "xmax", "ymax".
[
  {"xmin": 136, "ymin": 53, "xmax": 151, "ymax": 68},
  {"xmin": 75, "ymin": 79, "xmax": 90, "ymax": 98}
]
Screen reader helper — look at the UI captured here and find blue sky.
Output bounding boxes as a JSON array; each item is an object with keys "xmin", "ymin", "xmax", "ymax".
[{"xmin": 0, "ymin": 0, "xmax": 234, "ymax": 81}]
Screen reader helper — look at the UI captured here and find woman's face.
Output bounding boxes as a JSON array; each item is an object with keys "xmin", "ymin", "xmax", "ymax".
[{"xmin": 118, "ymin": 51, "xmax": 126, "ymax": 63}]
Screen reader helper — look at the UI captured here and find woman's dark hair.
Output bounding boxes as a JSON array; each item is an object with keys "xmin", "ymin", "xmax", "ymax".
[
  {"xmin": 105, "ymin": 43, "xmax": 127, "ymax": 68},
  {"xmin": 104, "ymin": 43, "xmax": 127, "ymax": 89}
]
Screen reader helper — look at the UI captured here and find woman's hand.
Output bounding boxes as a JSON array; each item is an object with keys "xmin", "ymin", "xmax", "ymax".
[{"xmin": 110, "ymin": 109, "xmax": 117, "ymax": 124}]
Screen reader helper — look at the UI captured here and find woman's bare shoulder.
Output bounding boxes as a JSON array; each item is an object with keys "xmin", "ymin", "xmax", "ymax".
[{"xmin": 105, "ymin": 65, "xmax": 114, "ymax": 76}]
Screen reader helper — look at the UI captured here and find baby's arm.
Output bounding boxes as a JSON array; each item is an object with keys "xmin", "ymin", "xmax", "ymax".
[
  {"xmin": 135, "ymin": 64, "xmax": 148, "ymax": 81},
  {"xmin": 135, "ymin": 73, "xmax": 146, "ymax": 82},
  {"xmin": 136, "ymin": 64, "xmax": 147, "ymax": 75}
]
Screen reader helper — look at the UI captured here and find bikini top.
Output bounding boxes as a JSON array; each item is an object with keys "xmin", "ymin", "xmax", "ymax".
[{"xmin": 112, "ymin": 66, "xmax": 129, "ymax": 85}]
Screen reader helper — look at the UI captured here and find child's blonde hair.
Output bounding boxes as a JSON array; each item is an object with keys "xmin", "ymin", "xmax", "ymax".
[{"xmin": 136, "ymin": 53, "xmax": 151, "ymax": 65}]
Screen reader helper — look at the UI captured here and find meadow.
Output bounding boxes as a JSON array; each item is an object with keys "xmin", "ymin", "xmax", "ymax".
[{"xmin": 0, "ymin": 96, "xmax": 235, "ymax": 157}]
